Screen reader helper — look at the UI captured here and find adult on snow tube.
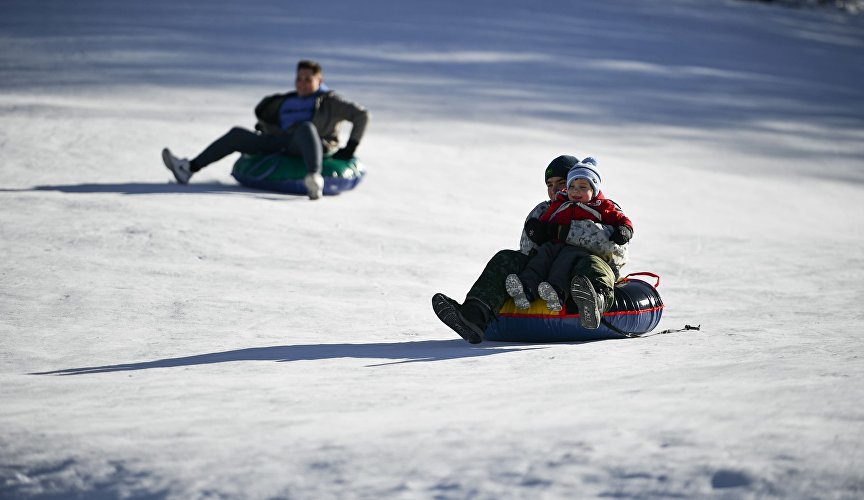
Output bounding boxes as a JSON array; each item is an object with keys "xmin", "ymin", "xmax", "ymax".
[
  {"xmin": 160, "ymin": 59, "xmax": 369, "ymax": 201},
  {"xmin": 431, "ymin": 155, "xmax": 634, "ymax": 344},
  {"xmin": 483, "ymin": 272, "xmax": 664, "ymax": 342},
  {"xmin": 231, "ymin": 153, "xmax": 365, "ymax": 196}
]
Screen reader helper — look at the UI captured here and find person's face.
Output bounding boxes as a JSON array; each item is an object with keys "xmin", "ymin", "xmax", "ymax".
[
  {"xmin": 295, "ymin": 68, "xmax": 322, "ymax": 97},
  {"xmin": 567, "ymin": 178, "xmax": 594, "ymax": 202},
  {"xmin": 546, "ymin": 176, "xmax": 567, "ymax": 200}
]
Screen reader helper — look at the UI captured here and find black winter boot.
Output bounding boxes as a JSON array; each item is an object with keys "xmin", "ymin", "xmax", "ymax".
[
  {"xmin": 431, "ymin": 293, "xmax": 484, "ymax": 344},
  {"xmin": 461, "ymin": 298, "xmax": 493, "ymax": 329},
  {"xmin": 570, "ymin": 275, "xmax": 604, "ymax": 329}
]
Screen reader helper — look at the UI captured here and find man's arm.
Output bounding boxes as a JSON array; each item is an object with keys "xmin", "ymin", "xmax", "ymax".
[
  {"xmin": 519, "ymin": 200, "xmax": 551, "ymax": 255},
  {"xmin": 255, "ymin": 93, "xmax": 296, "ymax": 135},
  {"xmin": 328, "ymin": 94, "xmax": 370, "ymax": 144}
]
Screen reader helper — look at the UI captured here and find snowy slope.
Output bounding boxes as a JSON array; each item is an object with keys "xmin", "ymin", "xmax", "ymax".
[{"xmin": 1, "ymin": 0, "xmax": 863, "ymax": 498}]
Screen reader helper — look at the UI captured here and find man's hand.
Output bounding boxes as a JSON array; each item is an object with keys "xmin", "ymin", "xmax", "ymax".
[
  {"xmin": 332, "ymin": 139, "xmax": 359, "ymax": 160},
  {"xmin": 524, "ymin": 218, "xmax": 551, "ymax": 245},
  {"xmin": 611, "ymin": 225, "xmax": 633, "ymax": 245}
]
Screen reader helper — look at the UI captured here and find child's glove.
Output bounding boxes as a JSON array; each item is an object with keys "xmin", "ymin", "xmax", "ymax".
[
  {"xmin": 524, "ymin": 218, "xmax": 552, "ymax": 244},
  {"xmin": 611, "ymin": 225, "xmax": 633, "ymax": 245}
]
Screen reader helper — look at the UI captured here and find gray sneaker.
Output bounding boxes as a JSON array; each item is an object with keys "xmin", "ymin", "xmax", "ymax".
[
  {"xmin": 537, "ymin": 282, "xmax": 562, "ymax": 312},
  {"xmin": 570, "ymin": 275, "xmax": 604, "ymax": 329},
  {"xmin": 303, "ymin": 172, "xmax": 324, "ymax": 200},
  {"xmin": 161, "ymin": 148, "xmax": 192, "ymax": 184},
  {"xmin": 505, "ymin": 274, "xmax": 531, "ymax": 310}
]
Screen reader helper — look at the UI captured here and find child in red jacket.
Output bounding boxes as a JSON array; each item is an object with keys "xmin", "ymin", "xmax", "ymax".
[{"xmin": 505, "ymin": 160, "xmax": 633, "ymax": 329}]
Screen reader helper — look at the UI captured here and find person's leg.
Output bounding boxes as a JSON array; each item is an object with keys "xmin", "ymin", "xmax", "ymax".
[
  {"xmin": 571, "ymin": 255, "xmax": 616, "ymax": 310},
  {"xmin": 548, "ymin": 246, "xmax": 588, "ymax": 301},
  {"xmin": 190, "ymin": 127, "xmax": 286, "ymax": 172},
  {"xmin": 517, "ymin": 243, "xmax": 560, "ymax": 299},
  {"xmin": 280, "ymin": 122, "xmax": 324, "ymax": 199},
  {"xmin": 432, "ymin": 249, "xmax": 529, "ymax": 342},
  {"xmin": 537, "ymin": 245, "xmax": 584, "ymax": 312},
  {"xmin": 281, "ymin": 122, "xmax": 323, "ymax": 175},
  {"xmin": 465, "ymin": 249, "xmax": 529, "ymax": 318},
  {"xmin": 569, "ymin": 254, "xmax": 616, "ymax": 329}
]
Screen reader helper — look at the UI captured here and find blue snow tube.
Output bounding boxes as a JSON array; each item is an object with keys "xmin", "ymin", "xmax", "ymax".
[
  {"xmin": 483, "ymin": 273, "xmax": 664, "ymax": 342},
  {"xmin": 231, "ymin": 153, "xmax": 366, "ymax": 196}
]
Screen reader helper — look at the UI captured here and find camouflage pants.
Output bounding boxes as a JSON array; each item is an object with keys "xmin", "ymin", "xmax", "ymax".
[
  {"xmin": 572, "ymin": 254, "xmax": 616, "ymax": 310},
  {"xmin": 466, "ymin": 249, "xmax": 615, "ymax": 314},
  {"xmin": 465, "ymin": 250, "xmax": 530, "ymax": 314}
]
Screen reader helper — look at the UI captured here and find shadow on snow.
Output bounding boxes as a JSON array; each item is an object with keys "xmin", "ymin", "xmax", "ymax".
[
  {"xmin": 0, "ymin": 182, "xmax": 301, "ymax": 199},
  {"xmin": 30, "ymin": 340, "xmax": 548, "ymax": 375}
]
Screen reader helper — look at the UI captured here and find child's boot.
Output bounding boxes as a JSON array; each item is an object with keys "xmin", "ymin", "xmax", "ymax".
[
  {"xmin": 505, "ymin": 274, "xmax": 531, "ymax": 309},
  {"xmin": 537, "ymin": 282, "xmax": 562, "ymax": 312},
  {"xmin": 570, "ymin": 275, "xmax": 605, "ymax": 329}
]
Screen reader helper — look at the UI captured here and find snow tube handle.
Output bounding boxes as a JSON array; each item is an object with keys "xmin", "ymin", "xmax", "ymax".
[{"xmin": 621, "ymin": 272, "xmax": 660, "ymax": 288}]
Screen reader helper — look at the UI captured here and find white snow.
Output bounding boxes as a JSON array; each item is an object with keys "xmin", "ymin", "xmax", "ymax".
[{"xmin": 2, "ymin": 0, "xmax": 863, "ymax": 498}]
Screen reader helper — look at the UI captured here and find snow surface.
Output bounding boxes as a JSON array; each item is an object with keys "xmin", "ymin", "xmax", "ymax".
[{"xmin": 2, "ymin": 0, "xmax": 863, "ymax": 498}]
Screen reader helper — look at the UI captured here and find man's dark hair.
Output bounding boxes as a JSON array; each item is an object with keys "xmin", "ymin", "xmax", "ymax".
[{"xmin": 297, "ymin": 60, "xmax": 322, "ymax": 75}]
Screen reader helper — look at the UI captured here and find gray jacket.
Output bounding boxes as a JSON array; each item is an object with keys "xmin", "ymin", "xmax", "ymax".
[{"xmin": 254, "ymin": 90, "xmax": 370, "ymax": 153}]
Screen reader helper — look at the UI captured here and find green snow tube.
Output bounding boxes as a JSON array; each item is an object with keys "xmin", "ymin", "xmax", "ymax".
[{"xmin": 231, "ymin": 154, "xmax": 366, "ymax": 196}]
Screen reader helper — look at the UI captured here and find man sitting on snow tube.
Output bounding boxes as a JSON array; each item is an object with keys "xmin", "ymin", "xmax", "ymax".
[
  {"xmin": 160, "ymin": 59, "xmax": 369, "ymax": 200},
  {"xmin": 432, "ymin": 154, "xmax": 648, "ymax": 344}
]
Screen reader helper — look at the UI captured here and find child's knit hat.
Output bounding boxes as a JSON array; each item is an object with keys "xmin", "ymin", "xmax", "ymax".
[
  {"xmin": 545, "ymin": 155, "xmax": 580, "ymax": 181},
  {"xmin": 566, "ymin": 157, "xmax": 601, "ymax": 197}
]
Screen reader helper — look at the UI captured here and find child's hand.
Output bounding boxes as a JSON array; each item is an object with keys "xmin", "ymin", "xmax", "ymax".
[{"xmin": 611, "ymin": 226, "xmax": 633, "ymax": 245}]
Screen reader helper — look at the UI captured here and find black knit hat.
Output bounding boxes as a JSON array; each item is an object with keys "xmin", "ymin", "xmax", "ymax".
[{"xmin": 545, "ymin": 155, "xmax": 580, "ymax": 181}]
